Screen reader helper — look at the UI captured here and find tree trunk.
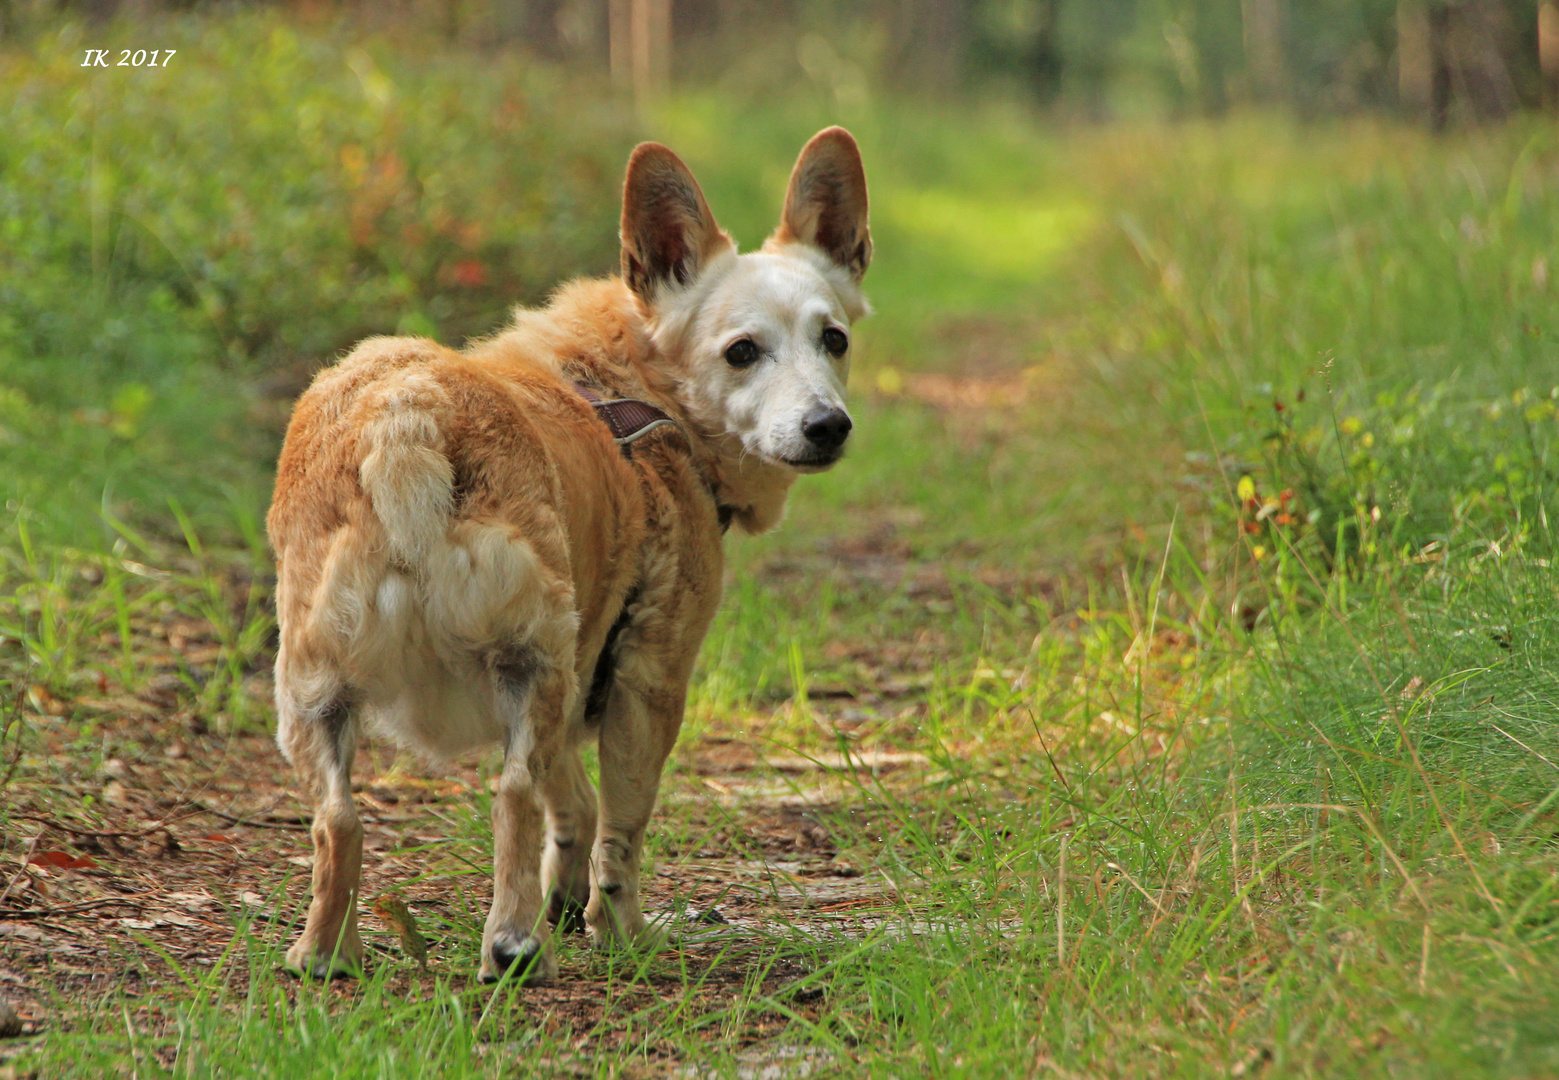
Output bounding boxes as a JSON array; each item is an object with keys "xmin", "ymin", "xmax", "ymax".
[
  {"xmin": 609, "ymin": 0, "xmax": 632, "ymax": 90},
  {"xmin": 639, "ymin": 0, "xmax": 672, "ymax": 97},
  {"xmin": 1542, "ymin": 1, "xmax": 1559, "ymax": 109},
  {"xmin": 1444, "ymin": 1, "xmax": 1516, "ymax": 121},
  {"xmin": 1398, "ymin": 1, "xmax": 1433, "ymax": 111},
  {"xmin": 1028, "ymin": 0, "xmax": 1064, "ymax": 104},
  {"xmin": 1241, "ymin": 0, "xmax": 1288, "ymax": 99},
  {"xmin": 1429, "ymin": 4, "xmax": 1452, "ymax": 130},
  {"xmin": 609, "ymin": 0, "xmax": 671, "ymax": 105},
  {"xmin": 1398, "ymin": 1, "xmax": 1453, "ymax": 128},
  {"xmin": 1402, "ymin": 1, "xmax": 1518, "ymax": 127}
]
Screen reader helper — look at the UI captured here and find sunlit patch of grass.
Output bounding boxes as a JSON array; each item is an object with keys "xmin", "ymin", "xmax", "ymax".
[{"xmin": 876, "ymin": 186, "xmax": 1096, "ymax": 299}]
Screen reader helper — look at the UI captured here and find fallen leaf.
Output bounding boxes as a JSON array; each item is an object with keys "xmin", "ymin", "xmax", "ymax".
[
  {"xmin": 0, "ymin": 923, "xmax": 50, "ymax": 943},
  {"xmin": 26, "ymin": 685, "xmax": 68, "ymax": 716},
  {"xmin": 166, "ymin": 891, "xmax": 215, "ymax": 911},
  {"xmin": 27, "ymin": 851, "xmax": 96, "ymax": 870}
]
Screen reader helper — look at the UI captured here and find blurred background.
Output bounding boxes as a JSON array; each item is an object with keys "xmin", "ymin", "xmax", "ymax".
[
  {"xmin": 1, "ymin": 1, "xmax": 1555, "ymax": 540},
  {"xmin": 16, "ymin": 0, "xmax": 1559, "ymax": 119},
  {"xmin": 0, "ymin": 0, "xmax": 1556, "ymax": 569}
]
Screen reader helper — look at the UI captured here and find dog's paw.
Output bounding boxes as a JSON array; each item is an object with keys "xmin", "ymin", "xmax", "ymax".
[
  {"xmin": 547, "ymin": 889, "xmax": 589, "ymax": 934},
  {"xmin": 479, "ymin": 931, "xmax": 556, "ymax": 986},
  {"xmin": 284, "ymin": 940, "xmax": 362, "ymax": 981},
  {"xmin": 586, "ymin": 908, "xmax": 666, "ymax": 953}
]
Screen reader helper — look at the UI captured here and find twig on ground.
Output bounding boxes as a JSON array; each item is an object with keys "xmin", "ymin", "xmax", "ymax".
[
  {"xmin": 184, "ymin": 798, "xmax": 309, "ymax": 832},
  {"xmin": 0, "ymin": 893, "xmax": 158, "ymax": 919},
  {"xmin": 9, "ymin": 810, "xmax": 201, "ymax": 840},
  {"xmin": 0, "ymin": 833, "xmax": 42, "ymax": 909}
]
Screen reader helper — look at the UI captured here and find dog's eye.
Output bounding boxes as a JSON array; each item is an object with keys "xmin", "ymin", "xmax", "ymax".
[
  {"xmin": 822, "ymin": 327, "xmax": 848, "ymax": 357},
  {"xmin": 724, "ymin": 339, "xmax": 760, "ymax": 368}
]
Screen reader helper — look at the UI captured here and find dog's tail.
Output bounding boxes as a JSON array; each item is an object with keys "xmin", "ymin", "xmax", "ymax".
[{"xmin": 358, "ymin": 371, "xmax": 455, "ymax": 568}]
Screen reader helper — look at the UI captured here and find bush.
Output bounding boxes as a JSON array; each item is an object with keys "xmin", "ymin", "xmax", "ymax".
[{"xmin": 0, "ymin": 12, "xmax": 635, "ymax": 542}]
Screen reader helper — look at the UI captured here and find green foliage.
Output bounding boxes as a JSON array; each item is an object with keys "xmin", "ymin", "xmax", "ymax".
[
  {"xmin": 0, "ymin": 11, "xmax": 633, "ymax": 543},
  {"xmin": 1216, "ymin": 381, "xmax": 1559, "ymax": 601},
  {"xmin": 4, "ymin": 15, "xmax": 632, "ymax": 366}
]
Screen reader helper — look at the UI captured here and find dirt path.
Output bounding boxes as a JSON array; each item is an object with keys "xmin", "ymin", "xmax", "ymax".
[{"xmin": 1, "ymin": 687, "xmax": 934, "ymax": 1039}]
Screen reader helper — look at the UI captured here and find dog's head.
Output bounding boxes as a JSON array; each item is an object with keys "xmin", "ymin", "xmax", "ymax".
[{"xmin": 620, "ymin": 128, "xmax": 871, "ymax": 476}]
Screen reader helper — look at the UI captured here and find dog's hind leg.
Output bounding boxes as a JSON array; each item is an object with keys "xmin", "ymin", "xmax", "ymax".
[
  {"xmin": 480, "ymin": 645, "xmax": 569, "ymax": 985},
  {"xmin": 277, "ymin": 678, "xmax": 364, "ymax": 979},
  {"xmin": 540, "ymin": 748, "xmax": 597, "ymax": 932}
]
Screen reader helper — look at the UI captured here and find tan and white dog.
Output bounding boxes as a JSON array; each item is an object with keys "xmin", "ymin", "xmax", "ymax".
[{"xmin": 266, "ymin": 128, "xmax": 870, "ymax": 983}]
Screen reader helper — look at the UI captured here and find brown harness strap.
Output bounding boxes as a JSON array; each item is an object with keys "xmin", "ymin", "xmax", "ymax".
[
  {"xmin": 572, "ymin": 381, "xmax": 736, "ymax": 533},
  {"xmin": 572, "ymin": 383, "xmax": 680, "ymax": 454},
  {"xmin": 572, "ymin": 383, "xmax": 708, "ymax": 722}
]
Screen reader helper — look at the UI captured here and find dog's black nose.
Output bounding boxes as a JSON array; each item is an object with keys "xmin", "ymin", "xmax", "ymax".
[{"xmin": 802, "ymin": 407, "xmax": 853, "ymax": 451}]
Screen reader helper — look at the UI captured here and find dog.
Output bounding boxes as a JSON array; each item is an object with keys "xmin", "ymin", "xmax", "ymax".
[{"xmin": 266, "ymin": 127, "xmax": 871, "ymax": 983}]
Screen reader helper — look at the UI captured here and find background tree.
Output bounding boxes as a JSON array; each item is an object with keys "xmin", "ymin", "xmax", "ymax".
[{"xmin": 28, "ymin": 0, "xmax": 1556, "ymax": 122}]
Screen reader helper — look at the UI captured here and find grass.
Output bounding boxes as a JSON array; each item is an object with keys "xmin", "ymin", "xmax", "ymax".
[{"xmin": 4, "ymin": 9, "xmax": 1559, "ymax": 1078}]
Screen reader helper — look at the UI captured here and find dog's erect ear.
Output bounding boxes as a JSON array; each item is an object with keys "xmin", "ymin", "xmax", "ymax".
[
  {"xmin": 620, "ymin": 143, "xmax": 728, "ymax": 303},
  {"xmin": 771, "ymin": 127, "xmax": 871, "ymax": 282}
]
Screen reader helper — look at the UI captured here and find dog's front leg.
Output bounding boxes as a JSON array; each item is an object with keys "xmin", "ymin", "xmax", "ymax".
[
  {"xmin": 588, "ymin": 683, "xmax": 681, "ymax": 945},
  {"xmin": 481, "ymin": 660, "xmax": 566, "ymax": 985}
]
